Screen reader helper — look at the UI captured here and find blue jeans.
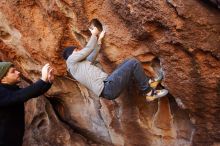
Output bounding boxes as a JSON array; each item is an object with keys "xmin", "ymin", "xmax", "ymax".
[{"xmin": 101, "ymin": 58, "xmax": 151, "ymax": 100}]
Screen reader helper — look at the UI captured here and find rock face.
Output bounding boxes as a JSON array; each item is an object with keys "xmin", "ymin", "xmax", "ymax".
[{"xmin": 0, "ymin": 0, "xmax": 220, "ymax": 146}]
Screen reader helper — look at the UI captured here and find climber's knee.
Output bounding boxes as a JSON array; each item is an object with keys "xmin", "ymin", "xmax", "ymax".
[{"xmin": 126, "ymin": 58, "xmax": 140, "ymax": 66}]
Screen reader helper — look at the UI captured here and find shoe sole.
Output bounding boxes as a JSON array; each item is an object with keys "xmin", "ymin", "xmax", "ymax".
[
  {"xmin": 155, "ymin": 89, "xmax": 168, "ymax": 99},
  {"xmin": 146, "ymin": 89, "xmax": 168, "ymax": 102}
]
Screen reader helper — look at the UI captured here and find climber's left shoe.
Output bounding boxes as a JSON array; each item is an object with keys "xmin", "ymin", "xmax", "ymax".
[{"xmin": 146, "ymin": 89, "xmax": 168, "ymax": 102}]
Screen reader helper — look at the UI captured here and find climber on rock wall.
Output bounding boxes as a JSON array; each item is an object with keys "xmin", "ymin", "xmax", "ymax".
[
  {"xmin": 62, "ymin": 26, "xmax": 168, "ymax": 102},
  {"xmin": 0, "ymin": 62, "xmax": 54, "ymax": 146}
]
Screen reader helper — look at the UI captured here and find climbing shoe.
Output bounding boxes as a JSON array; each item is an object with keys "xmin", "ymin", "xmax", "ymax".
[
  {"xmin": 146, "ymin": 89, "xmax": 168, "ymax": 102},
  {"xmin": 149, "ymin": 71, "xmax": 163, "ymax": 89}
]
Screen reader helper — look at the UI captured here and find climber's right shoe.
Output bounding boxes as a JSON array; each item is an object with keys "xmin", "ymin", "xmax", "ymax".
[
  {"xmin": 146, "ymin": 89, "xmax": 168, "ymax": 102},
  {"xmin": 149, "ymin": 71, "xmax": 163, "ymax": 89}
]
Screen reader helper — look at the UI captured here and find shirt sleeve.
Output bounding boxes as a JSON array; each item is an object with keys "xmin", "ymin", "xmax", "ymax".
[
  {"xmin": 86, "ymin": 44, "xmax": 101, "ymax": 63},
  {"xmin": 0, "ymin": 79, "xmax": 52, "ymax": 107},
  {"xmin": 66, "ymin": 35, "xmax": 98, "ymax": 64}
]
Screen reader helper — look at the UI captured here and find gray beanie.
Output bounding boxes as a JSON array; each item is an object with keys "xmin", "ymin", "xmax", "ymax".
[{"xmin": 0, "ymin": 62, "xmax": 13, "ymax": 80}]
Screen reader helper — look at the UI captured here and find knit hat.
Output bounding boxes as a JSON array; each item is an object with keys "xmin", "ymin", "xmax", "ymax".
[
  {"xmin": 0, "ymin": 62, "xmax": 13, "ymax": 80},
  {"xmin": 62, "ymin": 46, "xmax": 77, "ymax": 60}
]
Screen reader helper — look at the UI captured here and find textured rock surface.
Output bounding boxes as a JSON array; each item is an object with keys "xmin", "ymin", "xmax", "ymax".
[{"xmin": 0, "ymin": 0, "xmax": 220, "ymax": 146}]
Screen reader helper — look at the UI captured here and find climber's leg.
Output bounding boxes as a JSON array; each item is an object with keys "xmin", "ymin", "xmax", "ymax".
[{"xmin": 101, "ymin": 58, "xmax": 151, "ymax": 100}]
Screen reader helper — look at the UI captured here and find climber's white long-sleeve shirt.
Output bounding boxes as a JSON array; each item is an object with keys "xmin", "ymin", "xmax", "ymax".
[{"xmin": 66, "ymin": 35, "xmax": 108, "ymax": 96}]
